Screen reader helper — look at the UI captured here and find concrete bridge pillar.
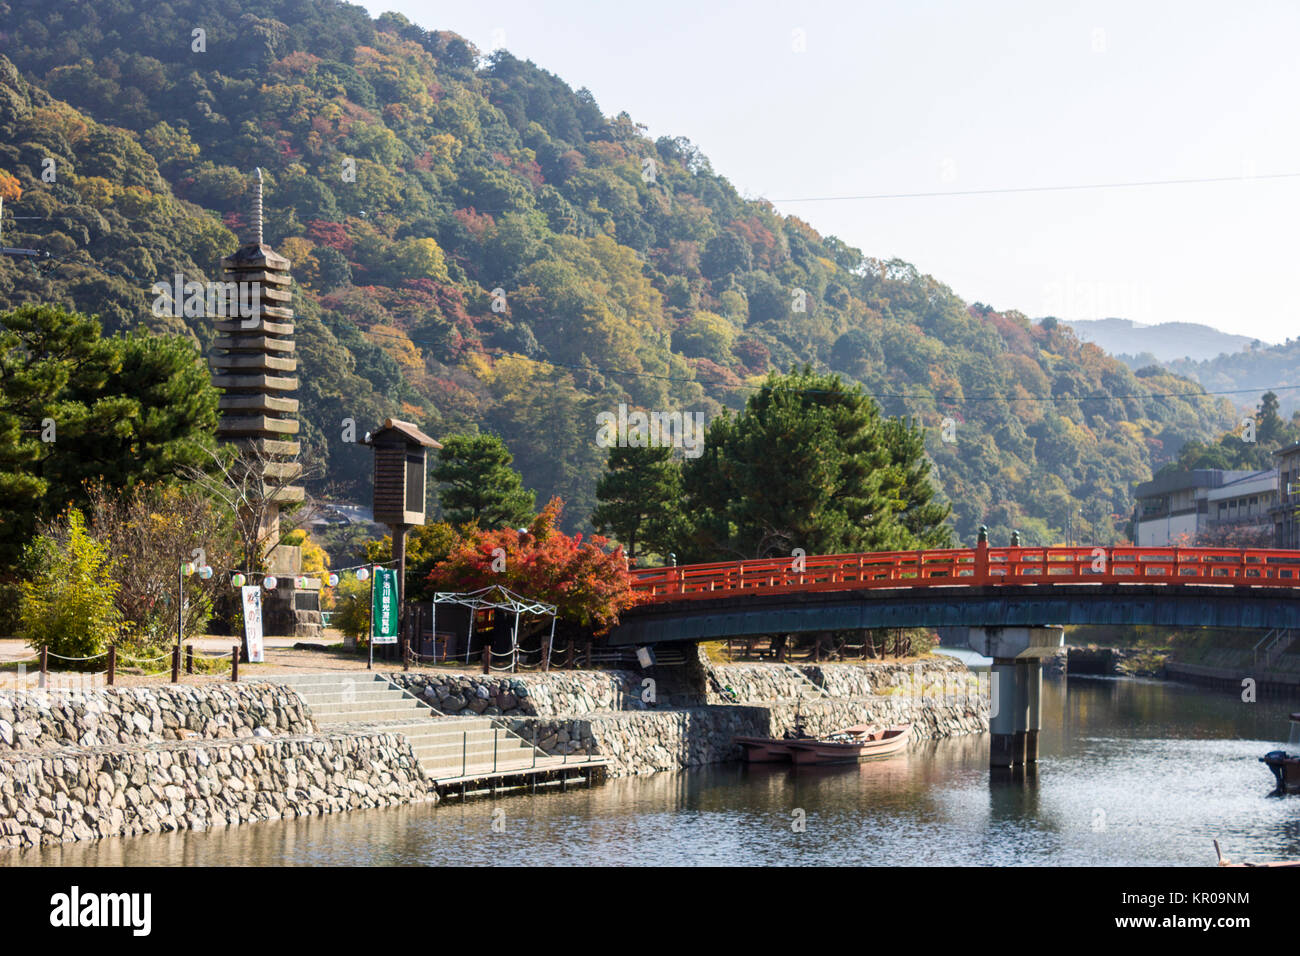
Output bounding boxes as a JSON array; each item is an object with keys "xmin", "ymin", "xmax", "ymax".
[
  {"xmin": 968, "ymin": 627, "xmax": 1062, "ymax": 769},
  {"xmin": 1025, "ymin": 658, "xmax": 1042, "ymax": 763},
  {"xmin": 989, "ymin": 658, "xmax": 1021, "ymax": 768}
]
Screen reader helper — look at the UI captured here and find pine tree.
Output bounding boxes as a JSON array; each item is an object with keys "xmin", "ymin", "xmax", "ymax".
[
  {"xmin": 432, "ymin": 434, "xmax": 536, "ymax": 528},
  {"xmin": 592, "ymin": 444, "xmax": 684, "ymax": 562},
  {"xmin": 681, "ymin": 367, "xmax": 951, "ymax": 560}
]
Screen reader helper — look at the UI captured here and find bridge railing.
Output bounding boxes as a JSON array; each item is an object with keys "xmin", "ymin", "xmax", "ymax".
[{"xmin": 630, "ymin": 546, "xmax": 1300, "ymax": 603}]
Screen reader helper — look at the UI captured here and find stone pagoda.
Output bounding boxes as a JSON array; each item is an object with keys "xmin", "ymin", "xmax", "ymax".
[{"xmin": 210, "ymin": 168, "xmax": 321, "ymax": 638}]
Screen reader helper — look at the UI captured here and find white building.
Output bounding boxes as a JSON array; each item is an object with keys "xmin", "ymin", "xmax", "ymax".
[{"xmin": 1133, "ymin": 469, "xmax": 1277, "ymax": 546}]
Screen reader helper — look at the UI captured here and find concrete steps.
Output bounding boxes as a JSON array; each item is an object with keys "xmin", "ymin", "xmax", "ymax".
[{"xmin": 262, "ymin": 673, "xmax": 597, "ymax": 781}]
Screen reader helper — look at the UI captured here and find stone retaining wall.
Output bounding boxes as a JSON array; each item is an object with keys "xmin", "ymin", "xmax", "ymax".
[
  {"xmin": 711, "ymin": 656, "xmax": 976, "ymax": 701},
  {"xmin": 388, "ymin": 670, "xmax": 646, "ymax": 717},
  {"xmin": 0, "ymin": 683, "xmax": 314, "ymax": 752},
  {"xmin": 0, "ymin": 730, "xmax": 435, "ymax": 850},
  {"xmin": 504, "ymin": 681, "xmax": 988, "ymax": 776}
]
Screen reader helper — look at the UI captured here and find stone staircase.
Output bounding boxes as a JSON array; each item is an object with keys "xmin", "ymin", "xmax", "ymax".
[{"xmin": 267, "ymin": 673, "xmax": 598, "ymax": 782}]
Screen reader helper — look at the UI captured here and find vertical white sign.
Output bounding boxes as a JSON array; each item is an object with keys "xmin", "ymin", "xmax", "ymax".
[{"xmin": 241, "ymin": 586, "xmax": 265, "ymax": 663}]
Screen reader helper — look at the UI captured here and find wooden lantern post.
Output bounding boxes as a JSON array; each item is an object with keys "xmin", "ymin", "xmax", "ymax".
[{"xmin": 365, "ymin": 419, "xmax": 441, "ymax": 663}]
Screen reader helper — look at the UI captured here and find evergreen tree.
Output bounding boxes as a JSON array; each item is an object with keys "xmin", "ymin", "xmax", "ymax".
[
  {"xmin": 592, "ymin": 444, "xmax": 684, "ymax": 562},
  {"xmin": 432, "ymin": 434, "xmax": 536, "ymax": 528},
  {"xmin": 681, "ymin": 367, "xmax": 950, "ymax": 560},
  {"xmin": 0, "ymin": 305, "xmax": 219, "ymax": 565}
]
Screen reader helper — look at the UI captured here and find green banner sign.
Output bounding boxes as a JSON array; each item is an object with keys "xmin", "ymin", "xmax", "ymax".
[{"xmin": 371, "ymin": 567, "xmax": 399, "ymax": 645}]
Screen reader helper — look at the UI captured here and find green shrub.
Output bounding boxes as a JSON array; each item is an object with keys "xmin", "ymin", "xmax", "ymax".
[
  {"xmin": 332, "ymin": 575, "xmax": 371, "ymax": 646},
  {"xmin": 18, "ymin": 510, "xmax": 123, "ymax": 668}
]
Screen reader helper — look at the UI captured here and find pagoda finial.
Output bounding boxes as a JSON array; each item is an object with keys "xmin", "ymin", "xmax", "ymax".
[{"xmin": 251, "ymin": 167, "xmax": 264, "ymax": 246}]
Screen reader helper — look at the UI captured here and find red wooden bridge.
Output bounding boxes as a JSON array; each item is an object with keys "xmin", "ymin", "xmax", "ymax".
[{"xmin": 608, "ymin": 545, "xmax": 1300, "ymax": 646}]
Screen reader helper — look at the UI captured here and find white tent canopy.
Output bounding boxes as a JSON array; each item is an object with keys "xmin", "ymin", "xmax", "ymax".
[{"xmin": 431, "ymin": 585, "xmax": 557, "ymax": 671}]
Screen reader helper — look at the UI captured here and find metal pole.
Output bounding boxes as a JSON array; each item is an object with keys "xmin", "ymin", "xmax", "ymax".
[
  {"xmin": 544, "ymin": 616, "xmax": 556, "ymax": 672},
  {"xmin": 462, "ymin": 731, "xmax": 467, "ymax": 777},
  {"xmin": 510, "ymin": 609, "xmax": 521, "ymax": 674},
  {"xmin": 493, "ymin": 728, "xmax": 498, "ymax": 772},
  {"xmin": 430, "ymin": 598, "xmax": 437, "ymax": 662},
  {"xmin": 177, "ymin": 560, "xmax": 183, "ymax": 650},
  {"xmin": 367, "ymin": 565, "xmax": 375, "ymax": 671},
  {"xmin": 39, "ymin": 646, "xmax": 47, "ymax": 688},
  {"xmin": 465, "ymin": 606, "xmax": 476, "ymax": 665}
]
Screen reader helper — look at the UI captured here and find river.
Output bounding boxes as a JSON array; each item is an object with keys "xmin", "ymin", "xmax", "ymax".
[{"xmin": 10, "ymin": 672, "xmax": 1299, "ymax": 866}]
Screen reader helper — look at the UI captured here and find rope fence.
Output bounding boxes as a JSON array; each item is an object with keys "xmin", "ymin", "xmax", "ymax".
[{"xmin": 11, "ymin": 642, "xmax": 251, "ymax": 686}]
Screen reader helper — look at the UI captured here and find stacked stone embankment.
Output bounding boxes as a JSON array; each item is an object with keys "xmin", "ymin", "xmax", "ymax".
[
  {"xmin": 0, "ymin": 653, "xmax": 989, "ymax": 848},
  {"xmin": 499, "ymin": 656, "xmax": 988, "ymax": 776},
  {"xmin": 388, "ymin": 670, "xmax": 646, "ymax": 717},
  {"xmin": 0, "ymin": 683, "xmax": 314, "ymax": 751},
  {"xmin": 0, "ymin": 684, "xmax": 435, "ymax": 851}
]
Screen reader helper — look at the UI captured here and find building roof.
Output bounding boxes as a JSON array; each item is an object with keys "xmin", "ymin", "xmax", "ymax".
[
  {"xmin": 1134, "ymin": 469, "xmax": 1258, "ymax": 500},
  {"xmin": 1274, "ymin": 441, "xmax": 1300, "ymax": 460},
  {"xmin": 1206, "ymin": 469, "xmax": 1277, "ymax": 502},
  {"xmin": 365, "ymin": 418, "xmax": 441, "ymax": 449}
]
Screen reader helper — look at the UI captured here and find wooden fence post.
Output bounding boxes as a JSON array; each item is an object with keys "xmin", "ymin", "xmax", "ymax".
[
  {"xmin": 186, "ymin": 645, "xmax": 194, "ymax": 675},
  {"xmin": 171, "ymin": 645, "xmax": 181, "ymax": 683},
  {"xmin": 231, "ymin": 645, "xmax": 239, "ymax": 682},
  {"xmin": 481, "ymin": 643, "xmax": 490, "ymax": 675},
  {"xmin": 106, "ymin": 645, "xmax": 116, "ymax": 686}
]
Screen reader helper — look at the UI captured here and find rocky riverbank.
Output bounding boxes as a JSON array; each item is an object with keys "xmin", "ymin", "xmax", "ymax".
[
  {"xmin": 0, "ymin": 729, "xmax": 434, "ymax": 851},
  {"xmin": 497, "ymin": 655, "xmax": 988, "ymax": 776},
  {"xmin": 0, "ymin": 683, "xmax": 434, "ymax": 851},
  {"xmin": 0, "ymin": 652, "xmax": 988, "ymax": 849}
]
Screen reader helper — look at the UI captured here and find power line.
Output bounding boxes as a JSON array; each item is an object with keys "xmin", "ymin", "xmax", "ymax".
[{"xmin": 769, "ymin": 171, "xmax": 1300, "ymax": 203}]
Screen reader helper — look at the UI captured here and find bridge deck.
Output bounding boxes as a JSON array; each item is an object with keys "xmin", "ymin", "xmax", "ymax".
[{"xmin": 611, "ymin": 546, "xmax": 1300, "ymax": 645}]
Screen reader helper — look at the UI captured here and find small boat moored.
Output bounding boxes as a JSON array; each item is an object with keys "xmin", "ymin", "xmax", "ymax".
[
  {"xmin": 1260, "ymin": 712, "xmax": 1300, "ymax": 794},
  {"xmin": 787, "ymin": 725, "xmax": 911, "ymax": 765},
  {"xmin": 736, "ymin": 717, "xmax": 911, "ymax": 766}
]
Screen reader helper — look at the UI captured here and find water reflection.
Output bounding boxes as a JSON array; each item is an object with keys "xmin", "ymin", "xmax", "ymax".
[{"xmin": 8, "ymin": 676, "xmax": 1299, "ymax": 866}]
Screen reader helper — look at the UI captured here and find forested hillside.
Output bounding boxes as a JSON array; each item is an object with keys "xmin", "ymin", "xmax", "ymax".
[
  {"xmin": 0, "ymin": 0, "xmax": 1236, "ymax": 546},
  {"xmin": 1159, "ymin": 341, "xmax": 1300, "ymax": 418}
]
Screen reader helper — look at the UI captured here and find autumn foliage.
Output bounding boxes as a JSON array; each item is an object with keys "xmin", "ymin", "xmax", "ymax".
[{"xmin": 427, "ymin": 498, "xmax": 640, "ymax": 635}]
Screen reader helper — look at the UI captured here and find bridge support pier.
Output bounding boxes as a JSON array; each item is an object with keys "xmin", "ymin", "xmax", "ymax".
[
  {"xmin": 1024, "ymin": 658, "xmax": 1042, "ymax": 763},
  {"xmin": 968, "ymin": 627, "xmax": 1062, "ymax": 770},
  {"xmin": 989, "ymin": 658, "xmax": 1022, "ymax": 768}
]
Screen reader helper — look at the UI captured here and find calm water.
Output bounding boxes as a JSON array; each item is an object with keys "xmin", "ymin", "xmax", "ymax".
[{"xmin": 10, "ymin": 676, "xmax": 1300, "ymax": 866}]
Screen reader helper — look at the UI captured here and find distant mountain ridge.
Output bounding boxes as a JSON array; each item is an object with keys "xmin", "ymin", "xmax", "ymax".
[{"xmin": 1059, "ymin": 318, "xmax": 1260, "ymax": 363}]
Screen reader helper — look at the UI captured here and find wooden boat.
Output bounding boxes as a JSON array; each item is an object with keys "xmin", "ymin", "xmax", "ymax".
[
  {"xmin": 734, "ymin": 736, "xmax": 800, "ymax": 762},
  {"xmin": 787, "ymin": 725, "xmax": 911, "ymax": 765},
  {"xmin": 736, "ymin": 723, "xmax": 911, "ymax": 765},
  {"xmin": 1260, "ymin": 712, "xmax": 1300, "ymax": 794}
]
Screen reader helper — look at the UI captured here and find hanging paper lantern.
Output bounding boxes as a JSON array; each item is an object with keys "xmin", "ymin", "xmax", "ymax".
[
  {"xmin": 328, "ymin": 573, "xmax": 339, "ymax": 587},
  {"xmin": 356, "ymin": 567, "xmax": 369, "ymax": 581},
  {"xmin": 198, "ymin": 565, "xmax": 213, "ymax": 579},
  {"xmin": 231, "ymin": 573, "xmax": 246, "ymax": 587},
  {"xmin": 263, "ymin": 576, "xmax": 278, "ymax": 591},
  {"xmin": 182, "ymin": 561, "xmax": 197, "ymax": 576}
]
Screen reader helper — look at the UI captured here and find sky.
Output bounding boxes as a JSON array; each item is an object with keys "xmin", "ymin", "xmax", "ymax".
[{"xmin": 361, "ymin": 0, "xmax": 1300, "ymax": 344}]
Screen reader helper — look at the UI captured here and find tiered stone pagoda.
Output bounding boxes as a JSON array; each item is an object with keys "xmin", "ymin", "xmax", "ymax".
[{"xmin": 210, "ymin": 169, "xmax": 321, "ymax": 637}]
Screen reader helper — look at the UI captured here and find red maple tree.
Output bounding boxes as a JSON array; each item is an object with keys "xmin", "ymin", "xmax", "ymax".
[{"xmin": 426, "ymin": 498, "xmax": 641, "ymax": 635}]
